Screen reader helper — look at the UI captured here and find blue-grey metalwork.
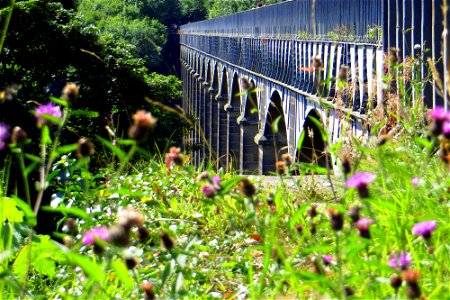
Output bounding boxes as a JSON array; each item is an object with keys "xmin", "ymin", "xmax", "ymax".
[{"xmin": 180, "ymin": 0, "xmax": 448, "ymax": 174}]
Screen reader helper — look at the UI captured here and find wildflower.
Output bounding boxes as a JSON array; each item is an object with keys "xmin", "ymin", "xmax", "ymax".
[
  {"xmin": 201, "ymin": 183, "xmax": 217, "ymax": 198},
  {"xmin": 108, "ymin": 224, "xmax": 131, "ymax": 247},
  {"xmin": 345, "ymin": 172, "xmax": 376, "ymax": 198},
  {"xmin": 211, "ymin": 175, "xmax": 221, "ymax": 187},
  {"xmin": 0, "ymin": 123, "xmax": 10, "ymax": 150},
  {"xmin": 117, "ymin": 207, "xmax": 145, "ymax": 229},
  {"xmin": 281, "ymin": 153, "xmax": 293, "ymax": 167},
  {"xmin": 125, "ymin": 257, "xmax": 138, "ymax": 270},
  {"xmin": 10, "ymin": 126, "xmax": 27, "ymax": 146},
  {"xmin": 195, "ymin": 171, "xmax": 211, "ymax": 183},
  {"xmin": 128, "ymin": 110, "xmax": 157, "ymax": 140},
  {"xmin": 307, "ymin": 204, "xmax": 318, "ymax": 218},
  {"xmin": 238, "ymin": 178, "xmax": 256, "ymax": 197},
  {"xmin": 427, "ymin": 106, "xmax": 450, "ymax": 136},
  {"xmin": 323, "ymin": 255, "xmax": 333, "ymax": 266},
  {"xmin": 347, "ymin": 206, "xmax": 361, "ymax": 223},
  {"xmin": 354, "ymin": 217, "xmax": 374, "ymax": 239},
  {"xmin": 442, "ymin": 121, "xmax": 450, "ymax": 139},
  {"xmin": 76, "ymin": 138, "xmax": 94, "ymax": 158},
  {"xmin": 63, "ymin": 218, "xmax": 78, "ymax": 234},
  {"xmin": 340, "ymin": 153, "xmax": 352, "ymax": 175},
  {"xmin": 411, "ymin": 177, "xmax": 423, "ymax": 186},
  {"xmin": 141, "ymin": 282, "xmax": 156, "ymax": 300},
  {"xmin": 165, "ymin": 146, "xmax": 184, "ymax": 167},
  {"xmin": 82, "ymin": 227, "xmax": 109, "ymax": 246},
  {"xmin": 137, "ymin": 226, "xmax": 150, "ymax": 243},
  {"xmin": 390, "ymin": 274, "xmax": 403, "ymax": 291},
  {"xmin": 402, "ymin": 270, "xmax": 421, "ymax": 299},
  {"xmin": 412, "ymin": 220, "xmax": 437, "ymax": 240},
  {"xmin": 276, "ymin": 161, "xmax": 287, "ymax": 175},
  {"xmin": 159, "ymin": 232, "xmax": 175, "ymax": 251},
  {"xmin": 388, "ymin": 253, "xmax": 412, "ymax": 270},
  {"xmin": 35, "ymin": 102, "xmax": 62, "ymax": 126},
  {"xmin": 62, "ymin": 82, "xmax": 79, "ymax": 103},
  {"xmin": 327, "ymin": 208, "xmax": 344, "ymax": 231}
]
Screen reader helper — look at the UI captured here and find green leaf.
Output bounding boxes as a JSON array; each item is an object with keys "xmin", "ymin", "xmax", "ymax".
[
  {"xmin": 415, "ymin": 137, "xmax": 433, "ymax": 150},
  {"xmin": 52, "ymin": 143, "xmax": 78, "ymax": 159},
  {"xmin": 117, "ymin": 139, "xmax": 137, "ymax": 146},
  {"xmin": 111, "ymin": 259, "xmax": 134, "ymax": 289},
  {"xmin": 50, "ymin": 96, "xmax": 68, "ymax": 107},
  {"xmin": 71, "ymin": 109, "xmax": 99, "ymax": 118},
  {"xmin": 96, "ymin": 136, "xmax": 126, "ymax": 161},
  {"xmin": 41, "ymin": 206, "xmax": 91, "ymax": 221},
  {"xmin": 272, "ymin": 116, "xmax": 282, "ymax": 134},
  {"xmin": 0, "ymin": 250, "xmax": 12, "ymax": 263},
  {"xmin": 0, "ymin": 197, "xmax": 24, "ymax": 223},
  {"xmin": 11, "ymin": 196, "xmax": 37, "ymax": 226},
  {"xmin": 40, "ymin": 114, "xmax": 62, "ymax": 127},
  {"xmin": 63, "ymin": 250, "xmax": 105, "ymax": 283}
]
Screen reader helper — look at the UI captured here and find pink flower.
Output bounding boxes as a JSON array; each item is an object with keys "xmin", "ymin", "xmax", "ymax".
[
  {"xmin": 323, "ymin": 255, "xmax": 333, "ymax": 265},
  {"xmin": 411, "ymin": 177, "xmax": 423, "ymax": 186},
  {"xmin": 0, "ymin": 123, "xmax": 9, "ymax": 150},
  {"xmin": 388, "ymin": 253, "xmax": 412, "ymax": 270},
  {"xmin": 35, "ymin": 103, "xmax": 62, "ymax": 126},
  {"xmin": 201, "ymin": 183, "xmax": 217, "ymax": 198},
  {"xmin": 211, "ymin": 176, "xmax": 221, "ymax": 187},
  {"xmin": 345, "ymin": 172, "xmax": 376, "ymax": 198},
  {"xmin": 412, "ymin": 220, "xmax": 437, "ymax": 239},
  {"xmin": 82, "ymin": 227, "xmax": 109, "ymax": 246},
  {"xmin": 427, "ymin": 106, "xmax": 450, "ymax": 122},
  {"xmin": 354, "ymin": 217, "xmax": 374, "ymax": 231}
]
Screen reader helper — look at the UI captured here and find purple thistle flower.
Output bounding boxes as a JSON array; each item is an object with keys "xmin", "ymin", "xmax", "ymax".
[
  {"xmin": 443, "ymin": 121, "xmax": 450, "ymax": 138},
  {"xmin": 82, "ymin": 226, "xmax": 109, "ymax": 246},
  {"xmin": 345, "ymin": 172, "xmax": 376, "ymax": 198},
  {"xmin": 354, "ymin": 217, "xmax": 374, "ymax": 231},
  {"xmin": 412, "ymin": 220, "xmax": 437, "ymax": 240},
  {"xmin": 323, "ymin": 255, "xmax": 333, "ymax": 266},
  {"xmin": 211, "ymin": 176, "xmax": 221, "ymax": 187},
  {"xmin": 0, "ymin": 123, "xmax": 10, "ymax": 150},
  {"xmin": 427, "ymin": 106, "xmax": 450, "ymax": 122},
  {"xmin": 388, "ymin": 253, "xmax": 412, "ymax": 270},
  {"xmin": 35, "ymin": 103, "xmax": 62, "ymax": 126},
  {"xmin": 201, "ymin": 183, "xmax": 217, "ymax": 198}
]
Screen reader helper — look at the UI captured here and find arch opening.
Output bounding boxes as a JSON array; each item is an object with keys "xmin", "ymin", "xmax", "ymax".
[
  {"xmin": 216, "ymin": 69, "xmax": 228, "ymax": 169},
  {"xmin": 227, "ymin": 73, "xmax": 241, "ymax": 172},
  {"xmin": 261, "ymin": 91, "xmax": 288, "ymax": 174},
  {"xmin": 241, "ymin": 79, "xmax": 259, "ymax": 174},
  {"xmin": 296, "ymin": 109, "xmax": 331, "ymax": 169}
]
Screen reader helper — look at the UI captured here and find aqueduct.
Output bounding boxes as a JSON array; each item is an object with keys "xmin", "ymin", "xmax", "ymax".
[{"xmin": 180, "ymin": 0, "xmax": 448, "ymax": 174}]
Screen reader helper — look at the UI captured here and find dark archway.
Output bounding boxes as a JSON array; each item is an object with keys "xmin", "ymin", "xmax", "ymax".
[
  {"xmin": 261, "ymin": 91, "xmax": 288, "ymax": 174},
  {"xmin": 241, "ymin": 80, "xmax": 259, "ymax": 174},
  {"xmin": 210, "ymin": 65, "xmax": 219, "ymax": 164},
  {"xmin": 226, "ymin": 73, "xmax": 241, "ymax": 172},
  {"xmin": 296, "ymin": 109, "xmax": 330, "ymax": 169}
]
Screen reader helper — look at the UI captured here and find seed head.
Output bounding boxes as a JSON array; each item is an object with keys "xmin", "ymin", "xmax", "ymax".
[
  {"xmin": 125, "ymin": 257, "xmax": 138, "ymax": 270},
  {"xmin": 281, "ymin": 153, "xmax": 292, "ymax": 167},
  {"xmin": 160, "ymin": 232, "xmax": 175, "ymax": 251},
  {"xmin": 137, "ymin": 226, "xmax": 150, "ymax": 243},
  {"xmin": 238, "ymin": 178, "xmax": 256, "ymax": 197},
  {"xmin": 141, "ymin": 282, "xmax": 156, "ymax": 300},
  {"xmin": 390, "ymin": 274, "xmax": 403, "ymax": 290},
  {"xmin": 117, "ymin": 207, "xmax": 145, "ymax": 228},
  {"xmin": 62, "ymin": 82, "xmax": 79, "ymax": 103},
  {"xmin": 327, "ymin": 208, "xmax": 344, "ymax": 231},
  {"xmin": 275, "ymin": 161, "xmax": 287, "ymax": 175},
  {"xmin": 347, "ymin": 206, "xmax": 361, "ymax": 223},
  {"xmin": 108, "ymin": 224, "xmax": 130, "ymax": 247},
  {"xmin": 76, "ymin": 138, "xmax": 94, "ymax": 158},
  {"xmin": 11, "ymin": 126, "xmax": 27, "ymax": 146},
  {"xmin": 307, "ymin": 204, "xmax": 318, "ymax": 218}
]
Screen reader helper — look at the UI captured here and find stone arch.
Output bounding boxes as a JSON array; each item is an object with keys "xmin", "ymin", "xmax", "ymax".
[
  {"xmin": 296, "ymin": 109, "xmax": 330, "ymax": 169},
  {"xmin": 261, "ymin": 91, "xmax": 288, "ymax": 174},
  {"xmin": 226, "ymin": 72, "xmax": 241, "ymax": 172},
  {"xmin": 241, "ymin": 78, "xmax": 259, "ymax": 174}
]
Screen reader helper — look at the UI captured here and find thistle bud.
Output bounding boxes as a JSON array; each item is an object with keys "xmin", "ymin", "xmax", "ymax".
[
  {"xmin": 327, "ymin": 208, "xmax": 344, "ymax": 231},
  {"xmin": 160, "ymin": 232, "xmax": 175, "ymax": 251},
  {"xmin": 275, "ymin": 161, "xmax": 287, "ymax": 175},
  {"xmin": 307, "ymin": 204, "xmax": 318, "ymax": 218},
  {"xmin": 402, "ymin": 270, "xmax": 421, "ymax": 299},
  {"xmin": 340, "ymin": 154, "xmax": 352, "ymax": 175},
  {"xmin": 125, "ymin": 257, "xmax": 137, "ymax": 270},
  {"xmin": 62, "ymin": 236, "xmax": 74, "ymax": 248},
  {"xmin": 62, "ymin": 82, "xmax": 79, "ymax": 103},
  {"xmin": 238, "ymin": 178, "xmax": 256, "ymax": 197},
  {"xmin": 347, "ymin": 206, "xmax": 361, "ymax": 223},
  {"xmin": 137, "ymin": 226, "xmax": 150, "ymax": 243},
  {"xmin": 128, "ymin": 110, "xmax": 157, "ymax": 140},
  {"xmin": 390, "ymin": 274, "xmax": 402, "ymax": 291},
  {"xmin": 76, "ymin": 138, "xmax": 94, "ymax": 158},
  {"xmin": 141, "ymin": 282, "xmax": 156, "ymax": 300},
  {"xmin": 281, "ymin": 153, "xmax": 292, "ymax": 167},
  {"xmin": 108, "ymin": 225, "xmax": 130, "ymax": 247},
  {"xmin": 64, "ymin": 218, "xmax": 78, "ymax": 234},
  {"xmin": 11, "ymin": 126, "xmax": 27, "ymax": 146}
]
